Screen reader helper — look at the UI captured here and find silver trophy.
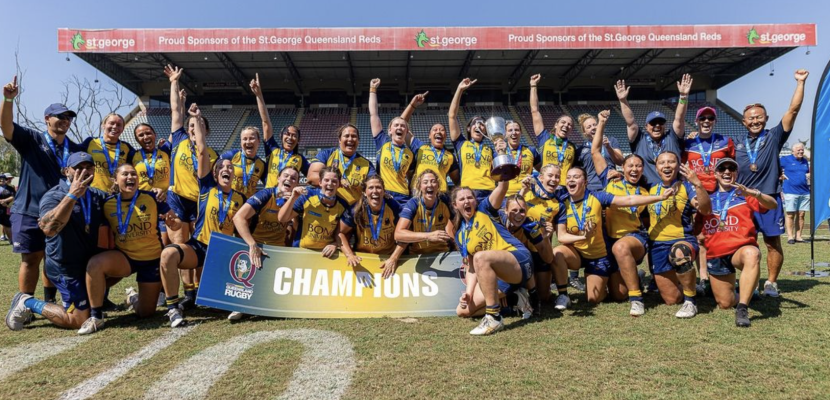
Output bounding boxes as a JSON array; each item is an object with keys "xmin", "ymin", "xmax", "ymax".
[{"xmin": 483, "ymin": 116, "xmax": 520, "ymax": 181}]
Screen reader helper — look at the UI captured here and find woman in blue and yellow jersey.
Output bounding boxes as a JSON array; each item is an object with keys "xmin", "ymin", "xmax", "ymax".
[
  {"xmin": 219, "ymin": 125, "xmax": 266, "ymax": 198},
  {"xmin": 307, "ymin": 124, "xmax": 375, "ymax": 206},
  {"xmin": 553, "ymin": 166, "xmax": 671, "ymax": 306},
  {"xmin": 278, "ymin": 167, "xmax": 348, "ymax": 257},
  {"xmin": 249, "ymin": 74, "xmax": 310, "ymax": 188},
  {"xmin": 159, "ymin": 104, "xmax": 246, "ymax": 328},
  {"xmin": 396, "ymin": 169, "xmax": 455, "ymax": 255},
  {"xmin": 646, "ymin": 151, "xmax": 711, "ymax": 319},
  {"xmin": 368, "ymin": 78, "xmax": 417, "ymax": 207},
  {"xmin": 451, "ymin": 172, "xmax": 532, "ymax": 336},
  {"xmin": 338, "ymin": 175, "xmax": 407, "ymax": 279},
  {"xmin": 400, "ymin": 92, "xmax": 459, "ymax": 194},
  {"xmin": 529, "ymin": 74, "xmax": 577, "ymax": 185},
  {"xmin": 164, "ymin": 64, "xmax": 219, "ymax": 245},
  {"xmin": 504, "ymin": 121, "xmax": 539, "ymax": 196},
  {"xmin": 81, "ymin": 113, "xmax": 135, "ymax": 192},
  {"xmin": 131, "ymin": 123, "xmax": 173, "ymax": 244},
  {"xmin": 82, "ymin": 164, "xmax": 181, "ymax": 333},
  {"xmin": 590, "ymin": 110, "xmax": 652, "ymax": 316},
  {"xmin": 500, "ymin": 194, "xmax": 554, "ymax": 313},
  {"xmin": 448, "ymin": 78, "xmax": 496, "ymax": 200}
]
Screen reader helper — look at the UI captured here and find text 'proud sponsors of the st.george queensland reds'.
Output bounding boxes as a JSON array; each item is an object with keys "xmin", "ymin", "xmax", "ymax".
[{"xmin": 158, "ymin": 35, "xmax": 383, "ymax": 46}]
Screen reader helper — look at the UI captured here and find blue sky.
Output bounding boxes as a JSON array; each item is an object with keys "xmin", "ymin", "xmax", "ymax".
[{"xmin": 0, "ymin": 0, "xmax": 825, "ymax": 145}]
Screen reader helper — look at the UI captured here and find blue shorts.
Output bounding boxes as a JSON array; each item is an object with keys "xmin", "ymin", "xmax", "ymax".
[
  {"xmin": 649, "ymin": 238, "xmax": 699, "ymax": 275},
  {"xmin": 707, "ymin": 255, "xmax": 736, "ymax": 276},
  {"xmin": 388, "ymin": 191, "xmax": 411, "ymax": 209},
  {"xmin": 45, "ymin": 264, "xmax": 89, "ymax": 311},
  {"xmin": 159, "ymin": 220, "xmax": 167, "ymax": 233},
  {"xmin": 753, "ymin": 194, "xmax": 785, "ymax": 237},
  {"xmin": 126, "ymin": 256, "xmax": 161, "ymax": 283},
  {"xmin": 608, "ymin": 230, "xmax": 649, "ymax": 264},
  {"xmin": 531, "ymin": 251, "xmax": 550, "ymax": 273},
  {"xmin": 186, "ymin": 237, "xmax": 208, "ymax": 267},
  {"xmin": 497, "ymin": 249, "xmax": 532, "ymax": 294},
  {"xmin": 581, "ymin": 255, "xmax": 619, "ymax": 277},
  {"xmin": 783, "ymin": 193, "xmax": 810, "ymax": 213},
  {"xmin": 10, "ymin": 213, "xmax": 45, "ymax": 254},
  {"xmin": 167, "ymin": 191, "xmax": 198, "ymax": 223}
]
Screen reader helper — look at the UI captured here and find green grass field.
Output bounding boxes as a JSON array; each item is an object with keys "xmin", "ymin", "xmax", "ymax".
[{"xmin": 1, "ymin": 236, "xmax": 830, "ymax": 399}]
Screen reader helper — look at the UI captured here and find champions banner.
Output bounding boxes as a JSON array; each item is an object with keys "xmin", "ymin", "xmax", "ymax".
[
  {"xmin": 811, "ymin": 60, "xmax": 830, "ymax": 231},
  {"xmin": 58, "ymin": 24, "xmax": 816, "ymax": 53},
  {"xmin": 196, "ymin": 234, "xmax": 466, "ymax": 318}
]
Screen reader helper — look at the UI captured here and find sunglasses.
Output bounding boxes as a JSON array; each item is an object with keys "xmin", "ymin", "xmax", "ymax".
[
  {"xmin": 743, "ymin": 103, "xmax": 766, "ymax": 112},
  {"xmin": 698, "ymin": 115, "xmax": 716, "ymax": 122},
  {"xmin": 51, "ymin": 114, "xmax": 74, "ymax": 121},
  {"xmin": 716, "ymin": 165, "xmax": 737, "ymax": 172},
  {"xmin": 648, "ymin": 120, "xmax": 666, "ymax": 126}
]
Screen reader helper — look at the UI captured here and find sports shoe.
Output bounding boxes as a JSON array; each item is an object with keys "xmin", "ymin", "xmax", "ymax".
[
  {"xmin": 125, "ymin": 287, "xmax": 139, "ymax": 312},
  {"xmin": 735, "ymin": 307, "xmax": 751, "ymax": 328},
  {"xmin": 102, "ymin": 298, "xmax": 121, "ymax": 312},
  {"xmin": 166, "ymin": 308, "xmax": 186, "ymax": 328},
  {"xmin": 178, "ymin": 295, "xmax": 196, "ymax": 311},
  {"xmin": 696, "ymin": 279, "xmax": 709, "ymax": 297},
  {"xmin": 629, "ymin": 300, "xmax": 645, "ymax": 317},
  {"xmin": 513, "ymin": 289, "xmax": 532, "ymax": 320},
  {"xmin": 646, "ymin": 278, "xmax": 659, "ymax": 294},
  {"xmin": 554, "ymin": 294, "xmax": 571, "ymax": 311},
  {"xmin": 469, "ymin": 314, "xmax": 504, "ymax": 336},
  {"xmin": 763, "ymin": 281, "xmax": 780, "ymax": 298},
  {"xmin": 569, "ymin": 276, "xmax": 586, "ymax": 292},
  {"xmin": 675, "ymin": 300, "xmax": 698, "ymax": 319},
  {"xmin": 227, "ymin": 311, "xmax": 244, "ymax": 321},
  {"xmin": 156, "ymin": 292, "xmax": 166, "ymax": 308},
  {"xmin": 78, "ymin": 317, "xmax": 104, "ymax": 335},
  {"xmin": 5, "ymin": 292, "xmax": 33, "ymax": 331}
]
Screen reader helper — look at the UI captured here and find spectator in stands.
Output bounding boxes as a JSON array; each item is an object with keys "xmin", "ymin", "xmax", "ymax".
[
  {"xmin": 370, "ymin": 78, "xmax": 416, "ymax": 207},
  {"xmin": 576, "ymin": 112, "xmax": 623, "ymax": 191},
  {"xmin": 736, "ymin": 69, "xmax": 809, "ymax": 297},
  {"xmin": 2, "ymin": 75, "xmax": 76, "ymax": 308},
  {"xmin": 307, "ymin": 124, "xmax": 374, "ymax": 206},
  {"xmin": 505, "ymin": 120, "xmax": 539, "ymax": 196},
  {"xmin": 780, "ymin": 142, "xmax": 810, "ymax": 244},
  {"xmin": 0, "ymin": 173, "xmax": 15, "ymax": 243},
  {"xmin": 403, "ymin": 91, "xmax": 459, "ymax": 194},
  {"xmin": 81, "ymin": 113, "xmax": 134, "ymax": 192},
  {"xmin": 449, "ymin": 78, "xmax": 495, "ymax": 200},
  {"xmin": 250, "ymin": 73, "xmax": 310, "ymax": 189},
  {"xmin": 616, "ymin": 74, "xmax": 692, "ymax": 186},
  {"xmin": 529, "ymin": 74, "xmax": 577, "ymax": 185}
]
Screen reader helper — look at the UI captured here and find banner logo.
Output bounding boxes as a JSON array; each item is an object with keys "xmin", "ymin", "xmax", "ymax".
[
  {"xmin": 415, "ymin": 30, "xmax": 434, "ymax": 48},
  {"xmin": 747, "ymin": 28, "xmax": 760, "ymax": 45},
  {"xmin": 229, "ymin": 250, "xmax": 256, "ymax": 288},
  {"xmin": 71, "ymin": 32, "xmax": 85, "ymax": 50}
]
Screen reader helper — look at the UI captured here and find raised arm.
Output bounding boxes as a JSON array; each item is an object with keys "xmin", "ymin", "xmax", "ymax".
[
  {"xmin": 165, "ymin": 65, "xmax": 185, "ymax": 133},
  {"xmin": 783, "ymin": 69, "xmax": 809, "ymax": 132},
  {"xmin": 39, "ymin": 170, "xmax": 93, "ymax": 237},
  {"xmin": 673, "ymin": 74, "xmax": 692, "ymax": 138},
  {"xmin": 529, "ymin": 74, "xmax": 545, "ymax": 136},
  {"xmin": 1, "ymin": 76, "xmax": 18, "ymax": 142},
  {"xmin": 591, "ymin": 110, "xmax": 610, "ymax": 173},
  {"xmin": 615, "ymin": 80, "xmax": 639, "ymax": 142},
  {"xmin": 188, "ymin": 104, "xmax": 210, "ymax": 179},
  {"xmin": 250, "ymin": 73, "xmax": 273, "ymax": 141},
  {"xmin": 369, "ymin": 78, "xmax": 383, "ymax": 137},
  {"xmin": 401, "ymin": 91, "xmax": 428, "ymax": 146},
  {"xmin": 277, "ymin": 186, "xmax": 305, "ymax": 224},
  {"xmin": 487, "ymin": 176, "xmax": 509, "ymax": 210},
  {"xmin": 449, "ymin": 78, "xmax": 476, "ymax": 142}
]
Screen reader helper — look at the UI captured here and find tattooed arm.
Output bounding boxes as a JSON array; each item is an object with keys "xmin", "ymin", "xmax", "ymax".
[{"xmin": 39, "ymin": 169, "xmax": 93, "ymax": 237}]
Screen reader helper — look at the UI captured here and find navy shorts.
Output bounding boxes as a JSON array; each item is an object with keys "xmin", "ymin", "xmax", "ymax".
[
  {"xmin": 707, "ymin": 255, "xmax": 736, "ymax": 276},
  {"xmin": 185, "ymin": 237, "xmax": 208, "ymax": 267},
  {"xmin": 497, "ymin": 249, "xmax": 532, "ymax": 294},
  {"xmin": 45, "ymin": 265, "xmax": 89, "ymax": 311},
  {"xmin": 11, "ymin": 213, "xmax": 45, "ymax": 254},
  {"xmin": 581, "ymin": 255, "xmax": 619, "ymax": 277},
  {"xmin": 126, "ymin": 256, "xmax": 161, "ymax": 283},
  {"xmin": 531, "ymin": 251, "xmax": 550, "ymax": 273},
  {"xmin": 0, "ymin": 211, "xmax": 10, "ymax": 227},
  {"xmin": 388, "ymin": 191, "xmax": 411, "ymax": 209},
  {"xmin": 167, "ymin": 191, "xmax": 198, "ymax": 223},
  {"xmin": 608, "ymin": 230, "xmax": 649, "ymax": 264},
  {"xmin": 753, "ymin": 195, "xmax": 785, "ymax": 237},
  {"xmin": 649, "ymin": 238, "xmax": 699, "ymax": 275}
]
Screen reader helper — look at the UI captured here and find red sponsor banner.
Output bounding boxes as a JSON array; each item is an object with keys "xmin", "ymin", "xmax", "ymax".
[{"xmin": 58, "ymin": 24, "xmax": 816, "ymax": 53}]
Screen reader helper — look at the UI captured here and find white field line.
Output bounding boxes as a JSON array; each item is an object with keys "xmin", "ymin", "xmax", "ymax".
[{"xmin": 0, "ymin": 336, "xmax": 91, "ymax": 382}]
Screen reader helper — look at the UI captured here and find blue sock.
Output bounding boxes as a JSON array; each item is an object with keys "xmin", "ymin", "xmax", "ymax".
[
  {"xmin": 91, "ymin": 307, "xmax": 104, "ymax": 320},
  {"xmin": 24, "ymin": 297, "xmax": 47, "ymax": 315}
]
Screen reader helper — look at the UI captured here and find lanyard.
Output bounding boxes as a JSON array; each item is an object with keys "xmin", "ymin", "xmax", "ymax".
[
  {"xmin": 277, "ymin": 148, "xmax": 293, "ymax": 173},
  {"xmin": 654, "ymin": 181, "xmax": 675, "ymax": 221},
  {"xmin": 534, "ymin": 176, "xmax": 555, "ymax": 199},
  {"xmin": 390, "ymin": 144, "xmax": 405, "ymax": 172},
  {"xmin": 715, "ymin": 189, "xmax": 736, "ymax": 223},
  {"xmin": 79, "ymin": 190, "xmax": 91, "ymax": 231},
  {"xmin": 420, "ymin": 196, "xmax": 438, "ymax": 232},
  {"xmin": 430, "ymin": 145, "xmax": 445, "ymax": 166},
  {"xmin": 554, "ymin": 137, "xmax": 568, "ymax": 164},
  {"xmin": 471, "ymin": 141, "xmax": 483, "ymax": 166},
  {"xmin": 458, "ymin": 218, "xmax": 473, "ymax": 258},
  {"xmin": 512, "ymin": 144, "xmax": 524, "ymax": 167},
  {"xmin": 365, "ymin": 200, "xmax": 386, "ymax": 243},
  {"xmin": 189, "ymin": 143, "xmax": 199, "ymax": 177},
  {"xmin": 116, "ymin": 192, "xmax": 138, "ymax": 237},
  {"xmin": 241, "ymin": 155, "xmax": 256, "ymax": 187},
  {"xmin": 216, "ymin": 190, "xmax": 233, "ymax": 225},
  {"xmin": 43, "ymin": 133, "xmax": 69, "ymax": 169},
  {"xmin": 586, "ymin": 141, "xmax": 608, "ymax": 158},
  {"xmin": 337, "ymin": 149, "xmax": 357, "ymax": 174},
  {"xmin": 695, "ymin": 135, "xmax": 714, "ymax": 169},
  {"xmin": 140, "ymin": 147, "xmax": 158, "ymax": 181},
  {"xmin": 99, "ymin": 138, "xmax": 121, "ymax": 176},
  {"xmin": 622, "ymin": 180, "xmax": 640, "ymax": 214},
  {"xmin": 568, "ymin": 196, "xmax": 588, "ymax": 231},
  {"xmin": 645, "ymin": 135, "xmax": 664, "ymax": 160},
  {"xmin": 745, "ymin": 131, "xmax": 766, "ymax": 165}
]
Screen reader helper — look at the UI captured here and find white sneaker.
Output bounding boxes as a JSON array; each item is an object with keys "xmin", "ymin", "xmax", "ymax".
[
  {"xmin": 513, "ymin": 289, "xmax": 533, "ymax": 319},
  {"xmin": 78, "ymin": 317, "xmax": 104, "ymax": 335},
  {"xmin": 5, "ymin": 292, "xmax": 33, "ymax": 331},
  {"xmin": 675, "ymin": 300, "xmax": 698, "ymax": 318},
  {"xmin": 125, "ymin": 287, "xmax": 139, "ymax": 312},
  {"xmin": 227, "ymin": 311, "xmax": 244, "ymax": 321},
  {"xmin": 166, "ymin": 308, "xmax": 186, "ymax": 328},
  {"xmin": 469, "ymin": 314, "xmax": 504, "ymax": 336},
  {"xmin": 629, "ymin": 300, "xmax": 645, "ymax": 317},
  {"xmin": 554, "ymin": 294, "xmax": 571, "ymax": 311},
  {"xmin": 763, "ymin": 281, "xmax": 780, "ymax": 298}
]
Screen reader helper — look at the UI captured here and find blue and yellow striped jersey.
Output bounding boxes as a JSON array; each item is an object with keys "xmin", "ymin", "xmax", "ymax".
[
  {"xmin": 452, "ymin": 137, "xmax": 496, "ymax": 191},
  {"xmin": 374, "ymin": 133, "xmax": 416, "ymax": 196},
  {"xmin": 292, "ymin": 191, "xmax": 348, "ymax": 250},
  {"xmin": 399, "ymin": 195, "xmax": 453, "ymax": 254},
  {"xmin": 341, "ymin": 198, "xmax": 402, "ymax": 254},
  {"xmin": 103, "ymin": 191, "xmax": 168, "ymax": 261},
  {"xmin": 312, "ymin": 147, "xmax": 376, "ymax": 206},
  {"xmin": 131, "ymin": 142, "xmax": 172, "ymax": 192},
  {"xmin": 246, "ymin": 187, "xmax": 290, "ymax": 246}
]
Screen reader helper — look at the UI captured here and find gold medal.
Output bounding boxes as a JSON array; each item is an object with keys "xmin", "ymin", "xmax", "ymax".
[
  {"xmin": 718, "ymin": 220, "xmax": 727, "ymax": 231},
  {"xmin": 85, "ymin": 224, "xmax": 90, "ymax": 234},
  {"xmin": 148, "ymin": 178, "xmax": 154, "ymax": 185},
  {"xmin": 475, "ymin": 161, "xmax": 481, "ymax": 168},
  {"xmin": 118, "ymin": 234, "xmax": 127, "ymax": 242},
  {"xmin": 577, "ymin": 230, "xmax": 586, "ymax": 237},
  {"xmin": 704, "ymin": 166, "xmax": 710, "ymax": 174},
  {"xmin": 750, "ymin": 163, "xmax": 758, "ymax": 172},
  {"xmin": 462, "ymin": 256, "xmax": 469, "ymax": 266}
]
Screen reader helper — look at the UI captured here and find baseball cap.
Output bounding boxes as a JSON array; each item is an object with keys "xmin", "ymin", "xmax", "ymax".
[
  {"xmin": 67, "ymin": 152, "xmax": 93, "ymax": 168},
  {"xmin": 696, "ymin": 106, "xmax": 717, "ymax": 120},
  {"xmin": 715, "ymin": 157, "xmax": 738, "ymax": 170},
  {"xmin": 43, "ymin": 103, "xmax": 77, "ymax": 118},
  {"xmin": 646, "ymin": 111, "xmax": 667, "ymax": 124},
  {"xmin": 2, "ymin": 173, "xmax": 11, "ymax": 179}
]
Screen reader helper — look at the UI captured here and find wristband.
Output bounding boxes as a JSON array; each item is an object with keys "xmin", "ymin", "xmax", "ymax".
[
  {"xmin": 678, "ymin": 98, "xmax": 688, "ymax": 104},
  {"xmin": 66, "ymin": 193, "xmax": 80, "ymax": 201},
  {"xmin": 369, "ymin": 88, "xmax": 377, "ymax": 93},
  {"xmin": 530, "ymin": 85, "xmax": 537, "ymax": 88},
  {"xmin": 3, "ymin": 97, "xmax": 12, "ymax": 103}
]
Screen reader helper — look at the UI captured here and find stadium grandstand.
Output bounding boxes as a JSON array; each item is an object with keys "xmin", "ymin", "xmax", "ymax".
[{"xmin": 63, "ymin": 25, "xmax": 816, "ymax": 163}]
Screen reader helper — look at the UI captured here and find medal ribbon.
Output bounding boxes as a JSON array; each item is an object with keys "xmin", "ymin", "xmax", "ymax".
[
  {"xmin": 569, "ymin": 197, "xmax": 588, "ymax": 232},
  {"xmin": 277, "ymin": 149, "xmax": 292, "ymax": 173},
  {"xmin": 140, "ymin": 147, "xmax": 158, "ymax": 182},
  {"xmin": 715, "ymin": 189, "xmax": 736, "ymax": 224},
  {"xmin": 512, "ymin": 145, "xmax": 524, "ymax": 168},
  {"xmin": 337, "ymin": 149, "xmax": 357, "ymax": 174},
  {"xmin": 216, "ymin": 190, "xmax": 233, "ymax": 225},
  {"xmin": 420, "ymin": 196, "xmax": 438, "ymax": 233},
  {"xmin": 622, "ymin": 180, "xmax": 640, "ymax": 215},
  {"xmin": 241, "ymin": 155, "xmax": 256, "ymax": 187},
  {"xmin": 116, "ymin": 192, "xmax": 138, "ymax": 238},
  {"xmin": 458, "ymin": 218, "xmax": 472, "ymax": 259},
  {"xmin": 471, "ymin": 141, "xmax": 483, "ymax": 167},
  {"xmin": 645, "ymin": 135, "xmax": 664, "ymax": 160},
  {"xmin": 43, "ymin": 133, "xmax": 69, "ymax": 169},
  {"xmin": 79, "ymin": 190, "xmax": 92, "ymax": 231},
  {"xmin": 100, "ymin": 138, "xmax": 121, "ymax": 176},
  {"xmin": 695, "ymin": 135, "xmax": 714, "ymax": 170},
  {"xmin": 430, "ymin": 145, "xmax": 445, "ymax": 166},
  {"xmin": 534, "ymin": 176, "xmax": 555, "ymax": 199},
  {"xmin": 745, "ymin": 131, "xmax": 766, "ymax": 166},
  {"xmin": 391, "ymin": 144, "xmax": 405, "ymax": 172},
  {"xmin": 365, "ymin": 200, "xmax": 386, "ymax": 243},
  {"xmin": 554, "ymin": 137, "xmax": 568, "ymax": 164}
]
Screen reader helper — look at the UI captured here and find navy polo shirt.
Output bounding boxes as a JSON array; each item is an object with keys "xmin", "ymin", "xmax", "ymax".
[
  {"xmin": 577, "ymin": 135, "xmax": 621, "ymax": 191},
  {"xmin": 735, "ymin": 121, "xmax": 790, "ymax": 195}
]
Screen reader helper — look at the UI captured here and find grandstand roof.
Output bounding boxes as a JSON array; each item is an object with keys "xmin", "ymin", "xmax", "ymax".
[{"xmin": 60, "ymin": 25, "xmax": 816, "ymax": 98}]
